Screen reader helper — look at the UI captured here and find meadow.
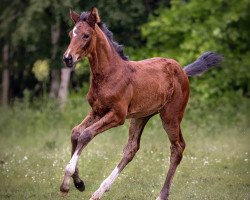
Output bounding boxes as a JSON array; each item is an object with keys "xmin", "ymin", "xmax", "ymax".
[{"xmin": 0, "ymin": 97, "xmax": 249, "ymax": 200}]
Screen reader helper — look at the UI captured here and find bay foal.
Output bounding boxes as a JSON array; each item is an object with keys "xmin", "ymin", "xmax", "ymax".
[{"xmin": 60, "ymin": 8, "xmax": 223, "ymax": 200}]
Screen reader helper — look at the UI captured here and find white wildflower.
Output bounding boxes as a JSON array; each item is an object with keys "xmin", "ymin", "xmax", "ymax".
[{"xmin": 203, "ymin": 160, "xmax": 209, "ymax": 165}]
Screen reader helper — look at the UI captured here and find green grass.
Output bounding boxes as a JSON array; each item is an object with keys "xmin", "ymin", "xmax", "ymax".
[{"xmin": 0, "ymin": 98, "xmax": 249, "ymax": 200}]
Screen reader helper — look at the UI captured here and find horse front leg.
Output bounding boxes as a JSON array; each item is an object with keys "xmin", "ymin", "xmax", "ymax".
[
  {"xmin": 59, "ymin": 110, "xmax": 125, "ymax": 195},
  {"xmin": 70, "ymin": 112, "xmax": 100, "ymax": 192}
]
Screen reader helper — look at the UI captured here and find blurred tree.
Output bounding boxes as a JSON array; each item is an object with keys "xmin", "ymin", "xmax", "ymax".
[
  {"xmin": 12, "ymin": 0, "xmax": 80, "ymax": 105},
  {"xmin": 141, "ymin": 0, "xmax": 250, "ymax": 105},
  {"xmin": 50, "ymin": 22, "xmax": 61, "ymax": 98},
  {"xmin": 79, "ymin": 0, "xmax": 170, "ymax": 47},
  {"xmin": 0, "ymin": 0, "xmax": 172, "ymax": 104},
  {"xmin": 58, "ymin": 67, "xmax": 72, "ymax": 106},
  {"xmin": 0, "ymin": 0, "xmax": 28, "ymax": 106},
  {"xmin": 1, "ymin": 44, "xmax": 10, "ymax": 106}
]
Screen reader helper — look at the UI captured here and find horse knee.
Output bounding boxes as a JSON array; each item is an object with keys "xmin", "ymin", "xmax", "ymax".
[
  {"xmin": 77, "ymin": 130, "xmax": 92, "ymax": 146},
  {"xmin": 71, "ymin": 127, "xmax": 80, "ymax": 142}
]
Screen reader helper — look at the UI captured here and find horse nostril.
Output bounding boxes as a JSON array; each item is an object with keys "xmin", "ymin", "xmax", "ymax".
[
  {"xmin": 63, "ymin": 54, "xmax": 73, "ymax": 63},
  {"xmin": 68, "ymin": 55, "xmax": 72, "ymax": 62}
]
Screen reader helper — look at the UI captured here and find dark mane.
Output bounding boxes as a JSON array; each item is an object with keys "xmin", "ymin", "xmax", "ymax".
[{"xmin": 80, "ymin": 12, "xmax": 129, "ymax": 61}]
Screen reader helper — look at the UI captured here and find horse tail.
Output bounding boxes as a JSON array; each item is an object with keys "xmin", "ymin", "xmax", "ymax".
[{"xmin": 183, "ymin": 52, "xmax": 223, "ymax": 77}]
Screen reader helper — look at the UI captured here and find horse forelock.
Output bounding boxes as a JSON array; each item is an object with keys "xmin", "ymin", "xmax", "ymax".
[{"xmin": 79, "ymin": 12, "xmax": 89, "ymax": 21}]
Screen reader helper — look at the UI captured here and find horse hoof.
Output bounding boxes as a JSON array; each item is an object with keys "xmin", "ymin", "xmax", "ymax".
[
  {"xmin": 59, "ymin": 185, "xmax": 69, "ymax": 197},
  {"xmin": 74, "ymin": 180, "xmax": 85, "ymax": 192}
]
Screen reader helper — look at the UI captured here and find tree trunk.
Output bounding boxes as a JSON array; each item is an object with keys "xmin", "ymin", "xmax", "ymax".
[
  {"xmin": 1, "ymin": 44, "xmax": 9, "ymax": 106},
  {"xmin": 49, "ymin": 69, "xmax": 60, "ymax": 98},
  {"xmin": 51, "ymin": 22, "xmax": 60, "ymax": 59},
  {"xmin": 49, "ymin": 22, "xmax": 61, "ymax": 98},
  {"xmin": 58, "ymin": 67, "xmax": 71, "ymax": 106},
  {"xmin": 2, "ymin": 69, "xmax": 9, "ymax": 106}
]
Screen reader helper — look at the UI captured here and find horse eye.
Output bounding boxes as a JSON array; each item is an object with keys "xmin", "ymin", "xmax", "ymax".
[{"xmin": 82, "ymin": 33, "xmax": 90, "ymax": 40}]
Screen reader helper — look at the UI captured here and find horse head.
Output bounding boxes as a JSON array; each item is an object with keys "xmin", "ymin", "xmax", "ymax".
[{"xmin": 63, "ymin": 7, "xmax": 101, "ymax": 68}]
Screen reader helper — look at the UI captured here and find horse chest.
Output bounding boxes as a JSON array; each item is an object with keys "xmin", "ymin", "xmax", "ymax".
[{"xmin": 87, "ymin": 90, "xmax": 114, "ymax": 116}]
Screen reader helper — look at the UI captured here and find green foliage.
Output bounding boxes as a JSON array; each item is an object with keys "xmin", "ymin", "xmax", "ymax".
[
  {"xmin": 82, "ymin": 0, "xmax": 170, "ymax": 47},
  {"xmin": 74, "ymin": 59, "xmax": 89, "ymax": 76},
  {"xmin": 141, "ymin": 0, "xmax": 250, "ymax": 105},
  {"xmin": 0, "ymin": 0, "xmax": 170, "ymax": 99},
  {"xmin": 1, "ymin": 0, "xmax": 249, "ymax": 108},
  {"xmin": 32, "ymin": 60, "xmax": 49, "ymax": 82},
  {"xmin": 12, "ymin": 0, "xmax": 79, "ymax": 45}
]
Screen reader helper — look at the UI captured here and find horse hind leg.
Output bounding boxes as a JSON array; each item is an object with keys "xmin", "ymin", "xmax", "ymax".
[
  {"xmin": 156, "ymin": 107, "xmax": 186, "ymax": 200},
  {"xmin": 90, "ymin": 116, "xmax": 152, "ymax": 200}
]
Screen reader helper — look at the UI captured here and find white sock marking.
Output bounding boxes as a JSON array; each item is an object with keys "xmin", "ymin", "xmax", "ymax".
[
  {"xmin": 61, "ymin": 152, "xmax": 80, "ymax": 191},
  {"xmin": 65, "ymin": 152, "xmax": 79, "ymax": 176},
  {"xmin": 91, "ymin": 167, "xmax": 120, "ymax": 199}
]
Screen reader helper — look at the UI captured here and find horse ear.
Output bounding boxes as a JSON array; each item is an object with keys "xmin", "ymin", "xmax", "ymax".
[
  {"xmin": 87, "ymin": 7, "xmax": 101, "ymax": 28},
  {"xmin": 70, "ymin": 9, "xmax": 80, "ymax": 24}
]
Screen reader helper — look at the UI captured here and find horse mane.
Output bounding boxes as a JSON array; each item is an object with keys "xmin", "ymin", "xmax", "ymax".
[{"xmin": 80, "ymin": 12, "xmax": 129, "ymax": 61}]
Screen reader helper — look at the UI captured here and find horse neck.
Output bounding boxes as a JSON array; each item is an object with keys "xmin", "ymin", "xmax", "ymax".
[{"xmin": 87, "ymin": 25, "xmax": 124, "ymax": 76}]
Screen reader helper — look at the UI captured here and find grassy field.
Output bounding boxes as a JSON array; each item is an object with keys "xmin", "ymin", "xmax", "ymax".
[{"xmin": 0, "ymin": 98, "xmax": 249, "ymax": 200}]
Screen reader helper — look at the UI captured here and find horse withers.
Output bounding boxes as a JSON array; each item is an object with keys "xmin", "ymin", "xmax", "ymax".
[{"xmin": 60, "ymin": 7, "xmax": 223, "ymax": 200}]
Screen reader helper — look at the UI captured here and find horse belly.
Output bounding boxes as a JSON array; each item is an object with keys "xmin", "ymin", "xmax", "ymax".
[
  {"xmin": 127, "ymin": 81, "xmax": 171, "ymax": 118},
  {"xmin": 126, "ymin": 58, "xmax": 182, "ymax": 118}
]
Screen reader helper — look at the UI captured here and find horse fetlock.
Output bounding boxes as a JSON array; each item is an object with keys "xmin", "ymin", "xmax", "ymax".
[
  {"xmin": 60, "ymin": 183, "xmax": 69, "ymax": 196},
  {"xmin": 91, "ymin": 186, "xmax": 108, "ymax": 200},
  {"xmin": 156, "ymin": 195, "xmax": 169, "ymax": 200},
  {"xmin": 89, "ymin": 197, "xmax": 100, "ymax": 200},
  {"xmin": 91, "ymin": 192, "xmax": 101, "ymax": 200}
]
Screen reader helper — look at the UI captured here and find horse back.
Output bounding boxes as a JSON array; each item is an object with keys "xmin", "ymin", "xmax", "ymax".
[{"xmin": 126, "ymin": 57, "xmax": 189, "ymax": 118}]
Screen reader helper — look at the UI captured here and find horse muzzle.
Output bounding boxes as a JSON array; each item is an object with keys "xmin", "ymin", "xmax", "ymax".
[{"xmin": 63, "ymin": 54, "xmax": 74, "ymax": 68}]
